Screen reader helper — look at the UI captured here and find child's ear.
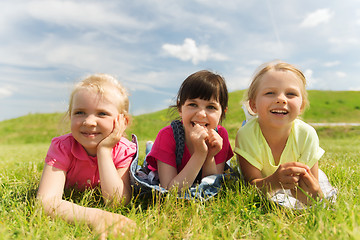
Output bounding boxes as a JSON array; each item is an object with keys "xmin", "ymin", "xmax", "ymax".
[
  {"xmin": 300, "ymin": 102, "xmax": 306, "ymax": 114},
  {"xmin": 178, "ymin": 108, "xmax": 182, "ymax": 118},
  {"xmin": 121, "ymin": 113, "xmax": 130, "ymax": 127},
  {"xmin": 249, "ymin": 100, "xmax": 257, "ymax": 113},
  {"xmin": 177, "ymin": 102, "xmax": 182, "ymax": 117}
]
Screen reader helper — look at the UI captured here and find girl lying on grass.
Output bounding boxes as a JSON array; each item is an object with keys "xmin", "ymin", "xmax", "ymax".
[
  {"xmin": 145, "ymin": 70, "xmax": 234, "ymax": 192},
  {"xmin": 37, "ymin": 74, "xmax": 136, "ymax": 238},
  {"xmin": 235, "ymin": 61, "xmax": 336, "ymax": 208}
]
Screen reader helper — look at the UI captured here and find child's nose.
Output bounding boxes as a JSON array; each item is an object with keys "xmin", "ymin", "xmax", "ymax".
[
  {"xmin": 83, "ymin": 115, "xmax": 97, "ymax": 126},
  {"xmin": 196, "ymin": 109, "xmax": 206, "ymax": 117},
  {"xmin": 276, "ymin": 94, "xmax": 286, "ymax": 104}
]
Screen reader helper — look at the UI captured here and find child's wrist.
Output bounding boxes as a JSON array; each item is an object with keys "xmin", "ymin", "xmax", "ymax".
[{"xmin": 97, "ymin": 146, "xmax": 113, "ymax": 155}]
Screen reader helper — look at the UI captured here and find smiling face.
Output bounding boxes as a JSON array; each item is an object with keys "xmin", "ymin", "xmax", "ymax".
[
  {"xmin": 249, "ymin": 70, "xmax": 304, "ymax": 131},
  {"xmin": 179, "ymin": 97, "xmax": 222, "ymax": 132},
  {"xmin": 70, "ymin": 88, "xmax": 119, "ymax": 156}
]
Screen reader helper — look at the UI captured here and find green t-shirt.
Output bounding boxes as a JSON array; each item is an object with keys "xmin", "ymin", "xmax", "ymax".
[{"xmin": 234, "ymin": 118, "xmax": 324, "ymax": 177}]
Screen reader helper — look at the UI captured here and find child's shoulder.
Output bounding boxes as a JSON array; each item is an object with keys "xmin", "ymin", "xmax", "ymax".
[
  {"xmin": 293, "ymin": 119, "xmax": 318, "ymax": 138},
  {"xmin": 293, "ymin": 119, "xmax": 316, "ymax": 132},
  {"xmin": 50, "ymin": 133, "xmax": 75, "ymax": 147}
]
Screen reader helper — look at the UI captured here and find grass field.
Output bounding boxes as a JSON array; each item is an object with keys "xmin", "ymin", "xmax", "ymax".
[{"xmin": 1, "ymin": 90, "xmax": 360, "ymax": 239}]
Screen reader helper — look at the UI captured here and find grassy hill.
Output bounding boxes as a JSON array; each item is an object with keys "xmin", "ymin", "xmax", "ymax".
[
  {"xmin": 1, "ymin": 90, "xmax": 360, "ymax": 145},
  {"xmin": 1, "ymin": 90, "xmax": 360, "ymax": 239}
]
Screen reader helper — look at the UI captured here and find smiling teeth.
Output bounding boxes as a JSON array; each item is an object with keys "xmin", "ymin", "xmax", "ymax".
[
  {"xmin": 271, "ymin": 110, "xmax": 288, "ymax": 114},
  {"xmin": 192, "ymin": 122, "xmax": 208, "ymax": 126}
]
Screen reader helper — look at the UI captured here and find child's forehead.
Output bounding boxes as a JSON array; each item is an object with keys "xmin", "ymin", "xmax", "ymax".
[
  {"xmin": 74, "ymin": 87, "xmax": 119, "ymax": 104},
  {"xmin": 260, "ymin": 70, "xmax": 303, "ymax": 87}
]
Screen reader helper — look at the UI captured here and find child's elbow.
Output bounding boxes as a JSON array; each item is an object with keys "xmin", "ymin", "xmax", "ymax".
[{"xmin": 36, "ymin": 193, "xmax": 62, "ymax": 217}]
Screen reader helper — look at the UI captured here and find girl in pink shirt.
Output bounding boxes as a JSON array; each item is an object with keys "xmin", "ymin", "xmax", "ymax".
[
  {"xmin": 37, "ymin": 74, "xmax": 136, "ymax": 238},
  {"xmin": 146, "ymin": 70, "xmax": 233, "ymax": 192}
]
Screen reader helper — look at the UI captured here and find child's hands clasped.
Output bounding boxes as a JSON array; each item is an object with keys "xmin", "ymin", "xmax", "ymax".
[
  {"xmin": 189, "ymin": 123, "xmax": 210, "ymax": 154},
  {"xmin": 205, "ymin": 128, "xmax": 223, "ymax": 158},
  {"xmin": 291, "ymin": 167, "xmax": 323, "ymax": 203},
  {"xmin": 270, "ymin": 162, "xmax": 323, "ymax": 203},
  {"xmin": 270, "ymin": 162, "xmax": 309, "ymax": 190},
  {"xmin": 189, "ymin": 124, "xmax": 223, "ymax": 157}
]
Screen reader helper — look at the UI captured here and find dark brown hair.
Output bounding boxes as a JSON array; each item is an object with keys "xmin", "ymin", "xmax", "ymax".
[{"xmin": 174, "ymin": 70, "xmax": 229, "ymax": 122}]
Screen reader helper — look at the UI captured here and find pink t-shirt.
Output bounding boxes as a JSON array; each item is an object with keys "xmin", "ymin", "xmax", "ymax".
[
  {"xmin": 45, "ymin": 133, "xmax": 136, "ymax": 190},
  {"xmin": 146, "ymin": 125, "xmax": 233, "ymax": 172}
]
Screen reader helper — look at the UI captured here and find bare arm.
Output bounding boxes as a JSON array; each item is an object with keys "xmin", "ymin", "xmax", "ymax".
[
  {"xmin": 97, "ymin": 115, "xmax": 131, "ymax": 205},
  {"xmin": 237, "ymin": 154, "xmax": 308, "ymax": 194},
  {"xmin": 37, "ymin": 164, "xmax": 135, "ymax": 239},
  {"xmin": 158, "ymin": 150, "xmax": 207, "ymax": 191},
  {"xmin": 158, "ymin": 123, "xmax": 210, "ymax": 190}
]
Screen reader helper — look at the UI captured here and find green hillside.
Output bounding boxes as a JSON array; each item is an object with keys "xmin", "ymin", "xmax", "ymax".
[{"xmin": 1, "ymin": 90, "xmax": 360, "ymax": 145}]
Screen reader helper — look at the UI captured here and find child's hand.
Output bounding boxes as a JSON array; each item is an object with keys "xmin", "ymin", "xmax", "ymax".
[
  {"xmin": 93, "ymin": 210, "xmax": 136, "ymax": 240},
  {"xmin": 270, "ymin": 162, "xmax": 309, "ymax": 190},
  {"xmin": 189, "ymin": 123, "xmax": 209, "ymax": 154},
  {"xmin": 205, "ymin": 129, "xmax": 223, "ymax": 158},
  {"xmin": 98, "ymin": 114, "xmax": 127, "ymax": 150},
  {"xmin": 291, "ymin": 168, "xmax": 323, "ymax": 204}
]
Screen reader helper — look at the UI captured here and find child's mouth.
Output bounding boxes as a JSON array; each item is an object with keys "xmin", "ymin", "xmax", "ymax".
[
  {"xmin": 270, "ymin": 109, "xmax": 288, "ymax": 115},
  {"xmin": 191, "ymin": 121, "xmax": 209, "ymax": 127},
  {"xmin": 81, "ymin": 132, "xmax": 100, "ymax": 137}
]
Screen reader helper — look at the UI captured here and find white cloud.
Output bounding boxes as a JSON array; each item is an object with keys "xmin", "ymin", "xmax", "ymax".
[
  {"xmin": 329, "ymin": 37, "xmax": 360, "ymax": 45},
  {"xmin": 300, "ymin": 9, "xmax": 334, "ymax": 28},
  {"xmin": 0, "ymin": 87, "xmax": 14, "ymax": 99},
  {"xmin": 336, "ymin": 71, "xmax": 347, "ymax": 78},
  {"xmin": 26, "ymin": 1, "xmax": 147, "ymax": 30},
  {"xmin": 323, "ymin": 61, "xmax": 340, "ymax": 67},
  {"xmin": 162, "ymin": 38, "xmax": 227, "ymax": 64}
]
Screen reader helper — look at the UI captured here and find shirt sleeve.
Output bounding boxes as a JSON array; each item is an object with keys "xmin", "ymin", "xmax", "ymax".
[
  {"xmin": 234, "ymin": 119, "xmax": 264, "ymax": 171},
  {"xmin": 296, "ymin": 122, "xmax": 325, "ymax": 168},
  {"xmin": 215, "ymin": 126, "xmax": 234, "ymax": 164},
  {"xmin": 113, "ymin": 137, "xmax": 137, "ymax": 169},
  {"xmin": 45, "ymin": 136, "xmax": 72, "ymax": 172},
  {"xmin": 146, "ymin": 126, "xmax": 177, "ymax": 171}
]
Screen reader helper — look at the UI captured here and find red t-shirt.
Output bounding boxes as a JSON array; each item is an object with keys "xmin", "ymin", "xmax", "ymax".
[
  {"xmin": 146, "ymin": 125, "xmax": 233, "ymax": 172},
  {"xmin": 45, "ymin": 133, "xmax": 136, "ymax": 190}
]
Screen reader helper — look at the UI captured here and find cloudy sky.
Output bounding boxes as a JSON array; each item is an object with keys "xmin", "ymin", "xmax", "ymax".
[{"xmin": 1, "ymin": 0, "xmax": 359, "ymax": 121}]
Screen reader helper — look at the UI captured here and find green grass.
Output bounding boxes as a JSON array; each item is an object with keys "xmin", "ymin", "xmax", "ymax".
[{"xmin": 1, "ymin": 90, "xmax": 360, "ymax": 239}]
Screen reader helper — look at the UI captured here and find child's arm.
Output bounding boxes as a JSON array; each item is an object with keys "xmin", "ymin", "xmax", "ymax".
[
  {"xmin": 237, "ymin": 154, "xmax": 308, "ymax": 193},
  {"xmin": 158, "ymin": 147, "xmax": 208, "ymax": 191},
  {"xmin": 97, "ymin": 115, "xmax": 131, "ymax": 205},
  {"xmin": 158, "ymin": 123, "xmax": 209, "ymax": 190},
  {"xmin": 290, "ymin": 162, "xmax": 324, "ymax": 204},
  {"xmin": 37, "ymin": 164, "xmax": 135, "ymax": 238}
]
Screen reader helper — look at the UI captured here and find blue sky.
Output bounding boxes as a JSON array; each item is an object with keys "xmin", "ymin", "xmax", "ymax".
[{"xmin": 1, "ymin": 0, "xmax": 360, "ymax": 121}]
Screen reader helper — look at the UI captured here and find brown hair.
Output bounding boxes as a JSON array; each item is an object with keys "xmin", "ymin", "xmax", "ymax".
[{"xmin": 174, "ymin": 70, "xmax": 229, "ymax": 122}]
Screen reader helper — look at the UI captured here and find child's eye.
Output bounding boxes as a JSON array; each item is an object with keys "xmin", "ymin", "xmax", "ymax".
[
  {"xmin": 287, "ymin": 92, "xmax": 298, "ymax": 97},
  {"xmin": 207, "ymin": 105, "xmax": 217, "ymax": 110},
  {"xmin": 98, "ymin": 112, "xmax": 109, "ymax": 116},
  {"xmin": 265, "ymin": 91, "xmax": 274, "ymax": 95},
  {"xmin": 73, "ymin": 111, "xmax": 85, "ymax": 115},
  {"xmin": 188, "ymin": 103, "xmax": 197, "ymax": 107}
]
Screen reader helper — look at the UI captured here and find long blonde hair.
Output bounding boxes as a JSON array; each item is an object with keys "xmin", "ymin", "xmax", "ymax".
[
  {"xmin": 67, "ymin": 73, "xmax": 130, "ymax": 119},
  {"xmin": 245, "ymin": 60, "xmax": 309, "ymax": 114}
]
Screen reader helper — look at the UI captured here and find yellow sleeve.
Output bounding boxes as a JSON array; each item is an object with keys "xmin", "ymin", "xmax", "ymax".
[{"xmin": 234, "ymin": 118, "xmax": 264, "ymax": 172}]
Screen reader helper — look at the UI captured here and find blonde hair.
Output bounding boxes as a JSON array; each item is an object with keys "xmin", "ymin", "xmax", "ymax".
[
  {"xmin": 67, "ymin": 74, "xmax": 130, "ymax": 118},
  {"xmin": 245, "ymin": 60, "xmax": 309, "ymax": 113}
]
